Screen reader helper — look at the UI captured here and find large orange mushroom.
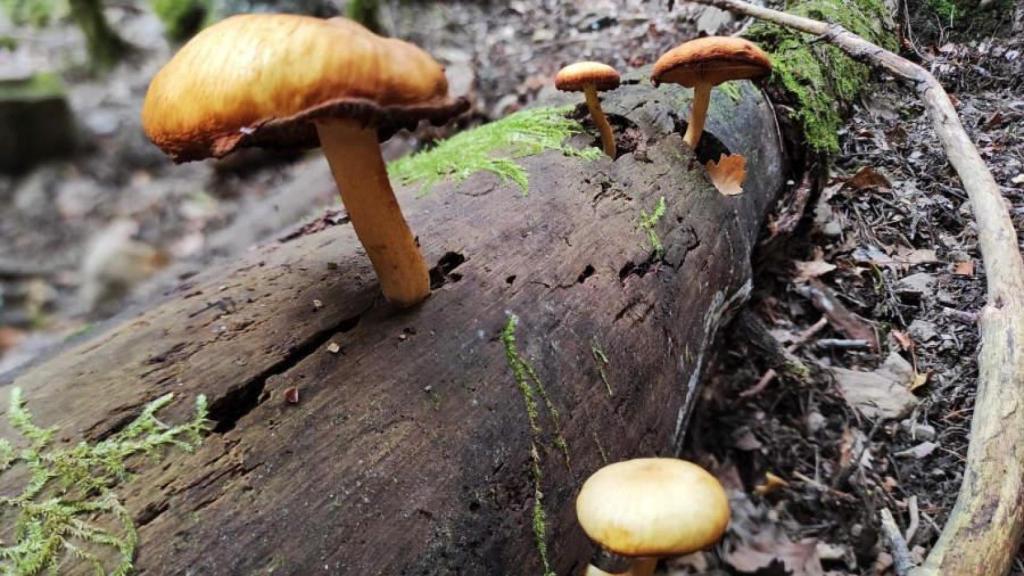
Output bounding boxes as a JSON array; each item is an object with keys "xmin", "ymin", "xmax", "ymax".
[{"xmin": 142, "ymin": 14, "xmax": 468, "ymax": 307}]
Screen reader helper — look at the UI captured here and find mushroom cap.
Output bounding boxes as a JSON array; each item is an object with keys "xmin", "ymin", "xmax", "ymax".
[
  {"xmin": 555, "ymin": 61, "xmax": 621, "ymax": 92},
  {"xmin": 142, "ymin": 14, "xmax": 468, "ymax": 162},
  {"xmin": 576, "ymin": 458, "xmax": 730, "ymax": 558},
  {"xmin": 651, "ymin": 36, "xmax": 771, "ymax": 88}
]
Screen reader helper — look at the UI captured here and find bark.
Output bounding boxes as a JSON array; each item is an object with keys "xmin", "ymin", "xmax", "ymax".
[
  {"xmin": 690, "ymin": 2, "xmax": 1024, "ymax": 574},
  {"xmin": 1, "ymin": 81, "xmax": 786, "ymax": 574}
]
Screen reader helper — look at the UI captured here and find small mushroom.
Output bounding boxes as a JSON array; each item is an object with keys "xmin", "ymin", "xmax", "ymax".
[
  {"xmin": 555, "ymin": 62, "xmax": 621, "ymax": 157},
  {"xmin": 142, "ymin": 14, "xmax": 468, "ymax": 307},
  {"xmin": 576, "ymin": 458, "xmax": 730, "ymax": 576},
  {"xmin": 652, "ymin": 36, "xmax": 771, "ymax": 150}
]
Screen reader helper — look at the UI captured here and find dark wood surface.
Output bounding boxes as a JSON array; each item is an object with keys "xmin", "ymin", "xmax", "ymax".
[{"xmin": 2, "ymin": 78, "xmax": 787, "ymax": 575}]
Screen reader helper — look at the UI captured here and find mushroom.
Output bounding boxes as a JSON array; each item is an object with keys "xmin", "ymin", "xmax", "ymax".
[
  {"xmin": 555, "ymin": 62, "xmax": 621, "ymax": 157},
  {"xmin": 651, "ymin": 36, "xmax": 771, "ymax": 150},
  {"xmin": 576, "ymin": 458, "xmax": 730, "ymax": 576},
  {"xmin": 141, "ymin": 14, "xmax": 468, "ymax": 307}
]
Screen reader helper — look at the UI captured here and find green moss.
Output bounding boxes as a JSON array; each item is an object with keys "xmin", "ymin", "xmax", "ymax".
[
  {"xmin": 718, "ymin": 81, "xmax": 744, "ymax": 103},
  {"xmin": 746, "ymin": 0, "xmax": 896, "ymax": 152},
  {"xmin": 388, "ymin": 106, "xmax": 601, "ymax": 196},
  {"xmin": 0, "ymin": 388, "xmax": 209, "ymax": 575},
  {"xmin": 150, "ymin": 0, "xmax": 211, "ymax": 41},
  {"xmin": 0, "ymin": 73, "xmax": 64, "ymax": 102},
  {"xmin": 1, "ymin": 0, "xmax": 63, "ymax": 26},
  {"xmin": 500, "ymin": 315, "xmax": 568, "ymax": 576},
  {"xmin": 638, "ymin": 196, "xmax": 667, "ymax": 258},
  {"xmin": 590, "ymin": 340, "xmax": 613, "ymax": 397},
  {"xmin": 928, "ymin": 0, "xmax": 959, "ymax": 21}
]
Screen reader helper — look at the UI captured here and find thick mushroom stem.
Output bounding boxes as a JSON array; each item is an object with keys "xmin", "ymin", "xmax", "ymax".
[
  {"xmin": 583, "ymin": 558, "xmax": 657, "ymax": 576},
  {"xmin": 682, "ymin": 81, "xmax": 712, "ymax": 149},
  {"xmin": 315, "ymin": 118, "xmax": 430, "ymax": 307},
  {"xmin": 584, "ymin": 84, "xmax": 616, "ymax": 157}
]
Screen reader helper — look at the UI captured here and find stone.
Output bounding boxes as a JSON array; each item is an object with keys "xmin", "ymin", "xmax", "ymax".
[{"xmin": 0, "ymin": 73, "xmax": 76, "ymax": 174}]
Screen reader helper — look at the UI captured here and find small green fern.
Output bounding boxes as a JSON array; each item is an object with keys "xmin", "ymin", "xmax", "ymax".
[
  {"xmin": 388, "ymin": 106, "xmax": 601, "ymax": 196},
  {"xmin": 0, "ymin": 388, "xmax": 209, "ymax": 575}
]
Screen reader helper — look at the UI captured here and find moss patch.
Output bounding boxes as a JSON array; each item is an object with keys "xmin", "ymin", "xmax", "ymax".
[
  {"xmin": 746, "ymin": 0, "xmax": 896, "ymax": 152},
  {"xmin": 501, "ymin": 314, "xmax": 569, "ymax": 576},
  {"xmin": 0, "ymin": 389, "xmax": 209, "ymax": 574},
  {"xmin": 638, "ymin": 196, "xmax": 667, "ymax": 258},
  {"xmin": 388, "ymin": 106, "xmax": 601, "ymax": 196},
  {"xmin": 0, "ymin": 73, "xmax": 64, "ymax": 102}
]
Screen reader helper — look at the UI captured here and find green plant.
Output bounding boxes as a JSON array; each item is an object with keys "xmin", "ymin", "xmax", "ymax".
[
  {"xmin": 388, "ymin": 106, "xmax": 601, "ymax": 196},
  {"xmin": 638, "ymin": 196, "xmax": 667, "ymax": 258},
  {"xmin": 0, "ymin": 0, "xmax": 64, "ymax": 26},
  {"xmin": 0, "ymin": 388, "xmax": 209, "ymax": 574},
  {"xmin": 150, "ymin": 0, "xmax": 212, "ymax": 41}
]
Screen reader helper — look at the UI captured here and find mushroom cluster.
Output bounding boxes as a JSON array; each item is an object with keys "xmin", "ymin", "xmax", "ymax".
[
  {"xmin": 554, "ymin": 36, "xmax": 771, "ymax": 194},
  {"xmin": 142, "ymin": 14, "xmax": 468, "ymax": 307}
]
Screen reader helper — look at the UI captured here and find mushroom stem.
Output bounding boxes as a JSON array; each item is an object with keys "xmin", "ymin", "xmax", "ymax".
[
  {"xmin": 628, "ymin": 558, "xmax": 657, "ymax": 576},
  {"xmin": 683, "ymin": 81, "xmax": 712, "ymax": 149},
  {"xmin": 584, "ymin": 84, "xmax": 616, "ymax": 157},
  {"xmin": 315, "ymin": 118, "xmax": 430, "ymax": 307}
]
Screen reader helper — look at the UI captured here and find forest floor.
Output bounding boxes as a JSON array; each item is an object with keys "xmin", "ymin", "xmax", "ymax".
[{"xmin": 1, "ymin": 0, "xmax": 1023, "ymax": 574}]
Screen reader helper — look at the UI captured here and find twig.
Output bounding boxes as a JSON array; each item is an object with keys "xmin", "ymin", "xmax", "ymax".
[
  {"xmin": 741, "ymin": 316, "xmax": 827, "ymax": 397},
  {"xmin": 881, "ymin": 508, "xmax": 915, "ymax": 576},
  {"xmin": 687, "ymin": 1, "xmax": 1024, "ymax": 574}
]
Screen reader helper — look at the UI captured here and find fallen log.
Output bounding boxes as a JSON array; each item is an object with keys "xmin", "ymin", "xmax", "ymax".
[{"xmin": 1, "ymin": 78, "xmax": 786, "ymax": 573}]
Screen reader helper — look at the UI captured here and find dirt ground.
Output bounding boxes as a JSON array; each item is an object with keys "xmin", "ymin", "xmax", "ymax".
[{"xmin": 1, "ymin": 0, "xmax": 1023, "ymax": 574}]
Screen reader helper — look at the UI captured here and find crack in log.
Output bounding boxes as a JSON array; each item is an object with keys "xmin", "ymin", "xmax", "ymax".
[
  {"xmin": 207, "ymin": 309, "xmax": 367, "ymax": 433},
  {"xmin": 429, "ymin": 252, "xmax": 467, "ymax": 290}
]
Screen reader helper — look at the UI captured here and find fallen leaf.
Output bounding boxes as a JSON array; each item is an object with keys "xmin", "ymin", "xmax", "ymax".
[
  {"xmin": 327, "ymin": 341, "xmax": 341, "ymax": 354},
  {"xmin": 953, "ymin": 260, "xmax": 974, "ymax": 276},
  {"xmin": 725, "ymin": 538, "xmax": 824, "ymax": 576},
  {"xmin": 754, "ymin": 472, "xmax": 789, "ymax": 496},
  {"xmin": 284, "ymin": 386, "xmax": 300, "ymax": 404},
  {"xmin": 833, "ymin": 352, "xmax": 919, "ymax": 419},
  {"xmin": 910, "ymin": 370, "xmax": 930, "ymax": 392},
  {"xmin": 794, "ymin": 259, "xmax": 837, "ymax": 282},
  {"xmin": 845, "ymin": 166, "xmax": 891, "ymax": 190},
  {"xmin": 891, "ymin": 329, "xmax": 914, "ymax": 351},
  {"xmin": 706, "ymin": 153, "xmax": 746, "ymax": 196},
  {"xmin": 895, "ymin": 441, "xmax": 938, "ymax": 459}
]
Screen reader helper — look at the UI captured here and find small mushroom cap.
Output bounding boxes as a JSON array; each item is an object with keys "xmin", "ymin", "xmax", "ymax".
[
  {"xmin": 555, "ymin": 62, "xmax": 621, "ymax": 92},
  {"xmin": 576, "ymin": 458, "xmax": 730, "ymax": 558},
  {"xmin": 652, "ymin": 36, "xmax": 771, "ymax": 87},
  {"xmin": 142, "ymin": 14, "xmax": 468, "ymax": 162}
]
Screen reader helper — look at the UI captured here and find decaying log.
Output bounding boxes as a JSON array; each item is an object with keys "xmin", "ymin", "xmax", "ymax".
[
  {"xmin": 1, "ymin": 79, "xmax": 787, "ymax": 574},
  {"xmin": 690, "ymin": 1, "xmax": 1024, "ymax": 574}
]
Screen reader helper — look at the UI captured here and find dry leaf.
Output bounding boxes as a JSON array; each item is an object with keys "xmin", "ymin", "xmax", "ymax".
[
  {"xmin": 326, "ymin": 341, "xmax": 341, "ymax": 354},
  {"xmin": 845, "ymin": 166, "xmax": 892, "ymax": 190},
  {"xmin": 754, "ymin": 472, "xmax": 790, "ymax": 496},
  {"xmin": 794, "ymin": 259, "xmax": 837, "ymax": 282},
  {"xmin": 891, "ymin": 329, "xmax": 914, "ymax": 351},
  {"xmin": 953, "ymin": 260, "xmax": 975, "ymax": 276},
  {"xmin": 910, "ymin": 370, "xmax": 930, "ymax": 392},
  {"xmin": 706, "ymin": 153, "xmax": 747, "ymax": 196},
  {"xmin": 833, "ymin": 352, "xmax": 919, "ymax": 419}
]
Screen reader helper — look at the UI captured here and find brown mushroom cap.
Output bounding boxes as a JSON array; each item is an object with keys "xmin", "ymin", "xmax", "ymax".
[
  {"xmin": 651, "ymin": 36, "xmax": 771, "ymax": 88},
  {"xmin": 576, "ymin": 458, "xmax": 730, "ymax": 558},
  {"xmin": 555, "ymin": 61, "xmax": 621, "ymax": 92},
  {"xmin": 142, "ymin": 14, "xmax": 468, "ymax": 162}
]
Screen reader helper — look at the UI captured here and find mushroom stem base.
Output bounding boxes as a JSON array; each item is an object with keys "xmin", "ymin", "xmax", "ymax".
[
  {"xmin": 316, "ymin": 118, "xmax": 430, "ymax": 307},
  {"xmin": 683, "ymin": 83, "xmax": 712, "ymax": 149}
]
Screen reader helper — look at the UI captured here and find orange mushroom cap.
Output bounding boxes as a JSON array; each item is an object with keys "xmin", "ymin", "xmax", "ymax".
[
  {"xmin": 142, "ymin": 14, "xmax": 468, "ymax": 162},
  {"xmin": 555, "ymin": 61, "xmax": 621, "ymax": 92},
  {"xmin": 652, "ymin": 36, "xmax": 771, "ymax": 88}
]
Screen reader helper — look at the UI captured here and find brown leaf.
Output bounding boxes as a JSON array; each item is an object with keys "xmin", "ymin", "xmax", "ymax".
[
  {"xmin": 706, "ymin": 153, "xmax": 747, "ymax": 196},
  {"xmin": 953, "ymin": 260, "xmax": 975, "ymax": 276},
  {"xmin": 793, "ymin": 259, "xmax": 837, "ymax": 282},
  {"xmin": 833, "ymin": 352, "xmax": 919, "ymax": 420},
  {"xmin": 891, "ymin": 329, "xmax": 914, "ymax": 351},
  {"xmin": 845, "ymin": 166, "xmax": 891, "ymax": 190}
]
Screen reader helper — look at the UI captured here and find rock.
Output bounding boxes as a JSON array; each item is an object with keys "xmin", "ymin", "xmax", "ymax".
[
  {"xmin": 0, "ymin": 73, "xmax": 76, "ymax": 174},
  {"xmin": 78, "ymin": 220, "xmax": 170, "ymax": 315}
]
